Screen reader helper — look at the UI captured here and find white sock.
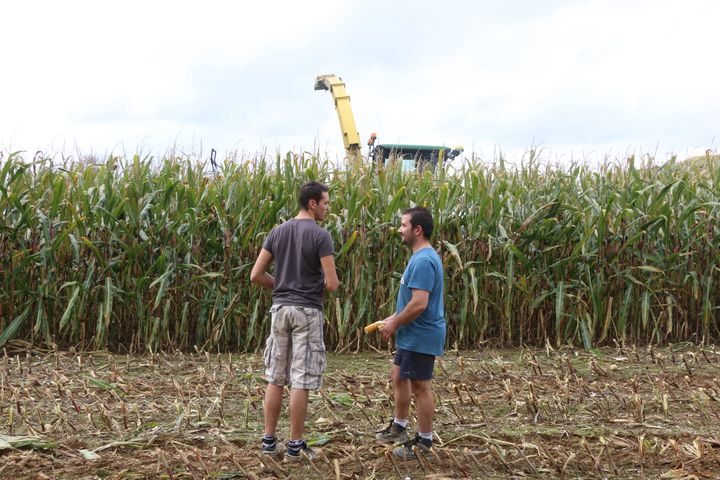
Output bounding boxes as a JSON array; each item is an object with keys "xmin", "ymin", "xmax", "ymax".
[
  {"xmin": 393, "ymin": 418, "xmax": 407, "ymax": 428},
  {"xmin": 419, "ymin": 431, "xmax": 433, "ymax": 441}
]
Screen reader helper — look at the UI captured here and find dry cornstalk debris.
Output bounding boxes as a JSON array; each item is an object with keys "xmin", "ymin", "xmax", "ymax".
[{"xmin": 0, "ymin": 346, "xmax": 718, "ymax": 478}]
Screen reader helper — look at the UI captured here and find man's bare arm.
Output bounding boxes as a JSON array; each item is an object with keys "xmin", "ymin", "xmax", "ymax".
[
  {"xmin": 381, "ymin": 289, "xmax": 429, "ymax": 341},
  {"xmin": 320, "ymin": 255, "xmax": 340, "ymax": 292},
  {"xmin": 250, "ymin": 248, "xmax": 275, "ymax": 290}
]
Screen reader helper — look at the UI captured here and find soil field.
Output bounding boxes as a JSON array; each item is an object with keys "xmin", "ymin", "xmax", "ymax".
[{"xmin": 1, "ymin": 341, "xmax": 720, "ymax": 479}]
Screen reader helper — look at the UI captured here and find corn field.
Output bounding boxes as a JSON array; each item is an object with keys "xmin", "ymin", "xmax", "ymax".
[{"xmin": 0, "ymin": 150, "xmax": 719, "ymax": 352}]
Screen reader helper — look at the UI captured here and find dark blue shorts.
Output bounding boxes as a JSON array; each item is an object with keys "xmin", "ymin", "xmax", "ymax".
[{"xmin": 393, "ymin": 348, "xmax": 436, "ymax": 380}]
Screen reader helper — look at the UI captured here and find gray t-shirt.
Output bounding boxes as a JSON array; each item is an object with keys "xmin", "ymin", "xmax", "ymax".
[{"xmin": 262, "ymin": 218, "xmax": 334, "ymax": 310}]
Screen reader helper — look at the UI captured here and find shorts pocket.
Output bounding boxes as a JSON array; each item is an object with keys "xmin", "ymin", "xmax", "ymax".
[
  {"xmin": 263, "ymin": 337, "xmax": 275, "ymax": 368},
  {"xmin": 306, "ymin": 342, "xmax": 327, "ymax": 376}
]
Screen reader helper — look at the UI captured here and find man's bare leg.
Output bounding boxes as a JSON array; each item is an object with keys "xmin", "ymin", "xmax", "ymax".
[
  {"xmin": 289, "ymin": 388, "xmax": 309, "ymax": 440},
  {"xmin": 264, "ymin": 383, "xmax": 284, "ymax": 436},
  {"xmin": 392, "ymin": 364, "xmax": 412, "ymax": 421},
  {"xmin": 411, "ymin": 379, "xmax": 434, "ymax": 433}
]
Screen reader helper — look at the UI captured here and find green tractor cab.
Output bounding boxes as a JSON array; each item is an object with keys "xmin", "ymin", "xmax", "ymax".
[{"xmin": 368, "ymin": 135, "xmax": 463, "ymax": 171}]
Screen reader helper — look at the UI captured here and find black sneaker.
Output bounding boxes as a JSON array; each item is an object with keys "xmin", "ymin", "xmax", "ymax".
[
  {"xmin": 284, "ymin": 440, "xmax": 316, "ymax": 463},
  {"xmin": 375, "ymin": 420, "xmax": 410, "ymax": 444},
  {"xmin": 261, "ymin": 435, "xmax": 278, "ymax": 456},
  {"xmin": 393, "ymin": 433, "xmax": 432, "ymax": 459}
]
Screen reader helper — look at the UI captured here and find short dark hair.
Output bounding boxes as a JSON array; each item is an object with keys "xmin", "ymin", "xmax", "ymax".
[
  {"xmin": 402, "ymin": 206, "xmax": 434, "ymax": 239},
  {"xmin": 298, "ymin": 181, "xmax": 329, "ymax": 209}
]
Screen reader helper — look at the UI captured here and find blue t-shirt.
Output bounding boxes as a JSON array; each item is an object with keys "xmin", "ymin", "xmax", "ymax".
[{"xmin": 395, "ymin": 247, "xmax": 446, "ymax": 356}]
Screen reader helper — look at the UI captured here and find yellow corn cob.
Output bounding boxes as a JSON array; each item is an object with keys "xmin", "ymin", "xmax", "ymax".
[{"xmin": 363, "ymin": 320, "xmax": 385, "ymax": 334}]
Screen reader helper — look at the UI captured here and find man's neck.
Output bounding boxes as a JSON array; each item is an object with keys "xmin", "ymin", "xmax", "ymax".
[
  {"xmin": 412, "ymin": 240, "xmax": 432, "ymax": 253},
  {"xmin": 295, "ymin": 210, "xmax": 315, "ymax": 221}
]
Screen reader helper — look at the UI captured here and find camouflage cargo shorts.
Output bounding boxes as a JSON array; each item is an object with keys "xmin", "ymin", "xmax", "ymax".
[{"xmin": 263, "ymin": 305, "xmax": 326, "ymax": 389}]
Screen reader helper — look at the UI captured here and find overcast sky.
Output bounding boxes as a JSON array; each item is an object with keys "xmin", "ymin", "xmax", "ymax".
[{"xmin": 2, "ymin": 0, "xmax": 718, "ymax": 165}]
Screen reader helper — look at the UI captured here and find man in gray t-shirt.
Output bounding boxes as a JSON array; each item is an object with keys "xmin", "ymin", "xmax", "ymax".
[
  {"xmin": 262, "ymin": 218, "xmax": 334, "ymax": 310},
  {"xmin": 250, "ymin": 181, "xmax": 339, "ymax": 462}
]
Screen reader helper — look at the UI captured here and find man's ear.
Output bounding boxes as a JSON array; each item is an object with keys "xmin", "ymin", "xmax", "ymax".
[{"xmin": 308, "ymin": 198, "xmax": 317, "ymax": 210}]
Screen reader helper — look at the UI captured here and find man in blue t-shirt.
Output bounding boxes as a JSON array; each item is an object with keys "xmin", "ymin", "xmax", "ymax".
[{"xmin": 375, "ymin": 206, "xmax": 445, "ymax": 459}]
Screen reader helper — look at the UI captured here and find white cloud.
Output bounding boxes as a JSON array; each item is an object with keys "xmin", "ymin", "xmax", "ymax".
[{"xmin": 1, "ymin": 0, "xmax": 718, "ymax": 163}]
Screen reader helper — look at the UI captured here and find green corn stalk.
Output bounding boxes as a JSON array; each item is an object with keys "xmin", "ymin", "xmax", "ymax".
[{"xmin": 0, "ymin": 151, "xmax": 718, "ymax": 351}]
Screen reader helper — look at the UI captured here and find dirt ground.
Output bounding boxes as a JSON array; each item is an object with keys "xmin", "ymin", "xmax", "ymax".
[{"xmin": 1, "ymin": 341, "xmax": 720, "ymax": 479}]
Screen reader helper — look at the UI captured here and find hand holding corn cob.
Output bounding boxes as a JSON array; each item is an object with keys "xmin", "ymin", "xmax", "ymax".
[{"xmin": 363, "ymin": 320, "xmax": 385, "ymax": 334}]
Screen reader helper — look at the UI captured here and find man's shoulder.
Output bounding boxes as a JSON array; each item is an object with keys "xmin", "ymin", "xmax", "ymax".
[
  {"xmin": 409, "ymin": 249, "xmax": 442, "ymax": 273},
  {"xmin": 285, "ymin": 219, "xmax": 328, "ymax": 233},
  {"xmin": 271, "ymin": 219, "xmax": 308, "ymax": 234},
  {"xmin": 306, "ymin": 221, "xmax": 329, "ymax": 233},
  {"xmin": 273, "ymin": 219, "xmax": 331, "ymax": 243},
  {"xmin": 304, "ymin": 222, "xmax": 332, "ymax": 240},
  {"xmin": 266, "ymin": 220, "xmax": 294, "ymax": 242},
  {"xmin": 414, "ymin": 247, "xmax": 441, "ymax": 263},
  {"xmin": 268, "ymin": 219, "xmax": 289, "ymax": 233}
]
